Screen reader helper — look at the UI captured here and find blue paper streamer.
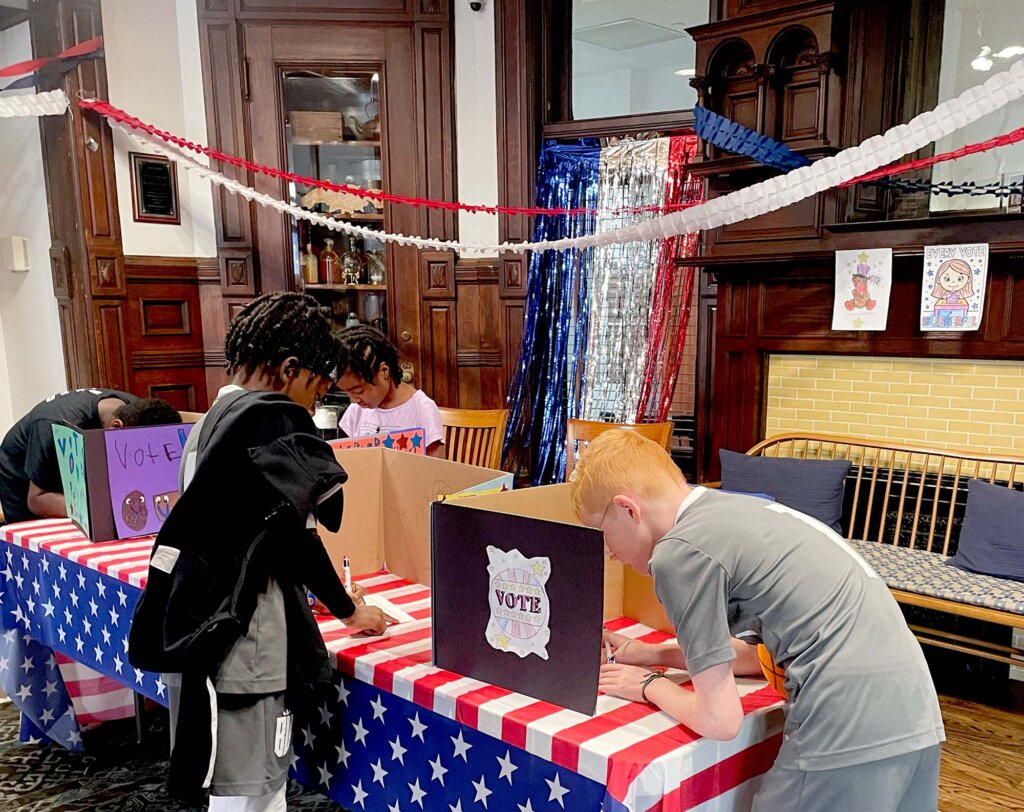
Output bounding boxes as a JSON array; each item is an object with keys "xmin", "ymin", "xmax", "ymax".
[
  {"xmin": 693, "ymin": 106, "xmax": 811, "ymax": 172},
  {"xmin": 503, "ymin": 140, "xmax": 599, "ymax": 485}
]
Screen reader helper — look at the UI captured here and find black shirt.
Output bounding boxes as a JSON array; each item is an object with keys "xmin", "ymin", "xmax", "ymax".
[{"xmin": 0, "ymin": 388, "xmax": 136, "ymax": 524}]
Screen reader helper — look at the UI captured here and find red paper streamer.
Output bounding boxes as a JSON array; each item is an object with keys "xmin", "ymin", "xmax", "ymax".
[
  {"xmin": 79, "ymin": 98, "xmax": 702, "ymax": 219},
  {"xmin": 0, "ymin": 36, "xmax": 103, "ymax": 78},
  {"xmin": 842, "ymin": 124, "xmax": 1024, "ymax": 186},
  {"xmin": 80, "ymin": 97, "xmax": 1024, "ymax": 221},
  {"xmin": 635, "ymin": 135, "xmax": 702, "ymax": 423}
]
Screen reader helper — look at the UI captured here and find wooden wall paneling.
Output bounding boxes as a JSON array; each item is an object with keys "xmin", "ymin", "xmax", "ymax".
[
  {"xmin": 421, "ymin": 302, "xmax": 457, "ymax": 407},
  {"xmin": 31, "ymin": 0, "xmax": 125, "ymax": 390},
  {"xmin": 92, "ymin": 302, "xmax": 128, "ymax": 391},
  {"xmin": 415, "ymin": 22, "xmax": 456, "ymax": 243},
  {"xmin": 124, "ymin": 256, "xmax": 211, "ymax": 411},
  {"xmin": 695, "ymin": 270, "xmax": 718, "ymax": 482},
  {"xmin": 197, "ymin": 13, "xmax": 257, "ymax": 293},
  {"xmin": 495, "ymin": 0, "xmax": 539, "ymax": 302},
  {"xmin": 454, "ymin": 260, "xmax": 504, "ymax": 409}
]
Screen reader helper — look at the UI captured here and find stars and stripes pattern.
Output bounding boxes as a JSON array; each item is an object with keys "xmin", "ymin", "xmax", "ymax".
[
  {"xmin": 0, "ymin": 520, "xmax": 785, "ymax": 811},
  {"xmin": 0, "ymin": 519, "xmax": 166, "ymax": 750}
]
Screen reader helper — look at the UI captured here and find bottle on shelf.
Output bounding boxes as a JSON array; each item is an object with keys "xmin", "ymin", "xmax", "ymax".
[
  {"xmin": 301, "ymin": 241, "xmax": 319, "ymax": 284},
  {"xmin": 320, "ymin": 238, "xmax": 342, "ymax": 284},
  {"xmin": 341, "ymin": 234, "xmax": 366, "ymax": 285},
  {"xmin": 345, "ymin": 311, "xmax": 361, "ymax": 329}
]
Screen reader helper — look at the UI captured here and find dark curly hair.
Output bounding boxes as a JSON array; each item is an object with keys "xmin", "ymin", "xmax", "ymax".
[
  {"xmin": 339, "ymin": 325, "xmax": 402, "ymax": 387},
  {"xmin": 224, "ymin": 292, "xmax": 339, "ymax": 379},
  {"xmin": 114, "ymin": 398, "xmax": 182, "ymax": 426}
]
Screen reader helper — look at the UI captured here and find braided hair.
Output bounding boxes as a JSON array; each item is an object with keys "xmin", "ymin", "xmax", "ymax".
[
  {"xmin": 224, "ymin": 292, "xmax": 339, "ymax": 378},
  {"xmin": 339, "ymin": 325, "xmax": 402, "ymax": 387}
]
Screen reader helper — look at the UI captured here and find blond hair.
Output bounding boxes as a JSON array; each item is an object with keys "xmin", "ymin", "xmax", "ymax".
[
  {"xmin": 931, "ymin": 258, "xmax": 974, "ymax": 299},
  {"xmin": 569, "ymin": 430, "xmax": 685, "ymax": 518}
]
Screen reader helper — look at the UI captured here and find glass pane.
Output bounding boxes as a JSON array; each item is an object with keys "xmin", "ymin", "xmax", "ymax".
[
  {"xmin": 282, "ymin": 68, "xmax": 388, "ymax": 336},
  {"xmin": 571, "ymin": 0, "xmax": 707, "ymax": 119},
  {"xmin": 930, "ymin": 0, "xmax": 1024, "ymax": 213}
]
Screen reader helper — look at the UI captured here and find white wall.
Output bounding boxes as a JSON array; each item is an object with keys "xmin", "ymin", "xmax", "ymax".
[
  {"xmin": 0, "ymin": 23, "xmax": 68, "ymax": 424},
  {"xmin": 454, "ymin": 0, "xmax": 499, "ymax": 256},
  {"xmin": 100, "ymin": 0, "xmax": 216, "ymax": 257}
]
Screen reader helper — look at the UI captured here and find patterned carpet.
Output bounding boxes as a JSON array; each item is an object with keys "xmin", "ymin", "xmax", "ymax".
[{"xmin": 0, "ymin": 700, "xmax": 341, "ymax": 811}]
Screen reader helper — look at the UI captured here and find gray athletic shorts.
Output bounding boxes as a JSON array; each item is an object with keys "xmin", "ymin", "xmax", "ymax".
[
  {"xmin": 752, "ymin": 745, "xmax": 940, "ymax": 812},
  {"xmin": 168, "ymin": 681, "xmax": 292, "ymax": 798},
  {"xmin": 211, "ymin": 692, "xmax": 292, "ymax": 797}
]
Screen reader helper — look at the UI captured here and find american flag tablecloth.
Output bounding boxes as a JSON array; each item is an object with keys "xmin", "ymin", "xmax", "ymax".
[{"xmin": 0, "ymin": 519, "xmax": 785, "ymax": 811}]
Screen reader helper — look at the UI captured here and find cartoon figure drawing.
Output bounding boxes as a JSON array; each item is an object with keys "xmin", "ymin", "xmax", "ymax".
[
  {"xmin": 931, "ymin": 258, "xmax": 974, "ymax": 326},
  {"xmin": 121, "ymin": 490, "xmax": 149, "ymax": 532},
  {"xmin": 153, "ymin": 490, "xmax": 180, "ymax": 523},
  {"xmin": 845, "ymin": 258, "xmax": 877, "ymax": 311}
]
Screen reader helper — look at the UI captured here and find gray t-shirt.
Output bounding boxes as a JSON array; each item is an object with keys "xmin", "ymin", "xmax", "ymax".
[{"xmin": 650, "ymin": 487, "xmax": 945, "ymax": 772}]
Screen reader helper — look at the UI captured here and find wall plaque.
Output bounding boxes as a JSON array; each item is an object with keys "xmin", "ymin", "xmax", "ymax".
[{"xmin": 129, "ymin": 152, "xmax": 180, "ymax": 224}]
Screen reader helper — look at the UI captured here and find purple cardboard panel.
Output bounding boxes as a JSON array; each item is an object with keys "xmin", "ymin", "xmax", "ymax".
[
  {"xmin": 104, "ymin": 424, "xmax": 192, "ymax": 538},
  {"xmin": 431, "ymin": 502, "xmax": 605, "ymax": 716}
]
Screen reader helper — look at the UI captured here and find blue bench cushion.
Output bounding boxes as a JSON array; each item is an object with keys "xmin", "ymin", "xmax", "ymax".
[
  {"xmin": 847, "ymin": 539, "xmax": 1024, "ymax": 616},
  {"xmin": 720, "ymin": 450, "xmax": 850, "ymax": 532},
  {"xmin": 947, "ymin": 479, "xmax": 1024, "ymax": 583}
]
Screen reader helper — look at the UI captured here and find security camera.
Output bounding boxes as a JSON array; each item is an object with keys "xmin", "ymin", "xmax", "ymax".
[{"xmin": 469, "ymin": 0, "xmax": 483, "ymax": 10}]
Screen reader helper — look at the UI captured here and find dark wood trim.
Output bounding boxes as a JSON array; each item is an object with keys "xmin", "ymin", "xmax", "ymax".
[
  {"xmin": 543, "ymin": 110, "xmax": 697, "ymax": 140},
  {"xmin": 130, "ymin": 349, "xmax": 206, "ymax": 370},
  {"xmin": 456, "ymin": 349, "xmax": 502, "ymax": 367},
  {"xmin": 454, "ymin": 258, "xmax": 499, "ymax": 285},
  {"xmin": 0, "ymin": 8, "xmax": 29, "ymax": 30},
  {"xmin": 124, "ymin": 255, "xmax": 206, "ymax": 283},
  {"xmin": 204, "ymin": 350, "xmax": 228, "ymax": 369}
]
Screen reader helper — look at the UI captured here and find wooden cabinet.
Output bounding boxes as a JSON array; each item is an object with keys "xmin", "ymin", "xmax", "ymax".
[{"xmin": 197, "ymin": 1, "xmax": 460, "ymax": 401}]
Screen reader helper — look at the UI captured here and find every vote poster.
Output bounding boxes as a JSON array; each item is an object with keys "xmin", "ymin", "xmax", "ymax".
[
  {"xmin": 104, "ymin": 424, "xmax": 192, "ymax": 538},
  {"xmin": 920, "ymin": 243, "xmax": 989, "ymax": 331},
  {"xmin": 52, "ymin": 424, "xmax": 91, "ymax": 538}
]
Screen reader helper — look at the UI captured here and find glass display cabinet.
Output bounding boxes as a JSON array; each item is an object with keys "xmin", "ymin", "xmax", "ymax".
[{"xmin": 283, "ymin": 67, "xmax": 388, "ymax": 337}]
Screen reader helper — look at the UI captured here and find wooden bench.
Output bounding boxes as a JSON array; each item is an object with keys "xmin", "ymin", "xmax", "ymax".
[{"xmin": 741, "ymin": 433, "xmax": 1024, "ymax": 669}]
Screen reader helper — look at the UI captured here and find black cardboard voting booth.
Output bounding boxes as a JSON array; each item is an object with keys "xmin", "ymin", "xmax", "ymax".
[{"xmin": 431, "ymin": 499, "xmax": 606, "ymax": 716}]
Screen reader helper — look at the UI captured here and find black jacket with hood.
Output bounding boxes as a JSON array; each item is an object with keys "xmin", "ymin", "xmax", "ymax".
[{"xmin": 128, "ymin": 390, "xmax": 356, "ymax": 802}]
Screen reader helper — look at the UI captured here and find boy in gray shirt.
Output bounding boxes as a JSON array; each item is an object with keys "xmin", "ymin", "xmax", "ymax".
[{"xmin": 571, "ymin": 431, "xmax": 944, "ymax": 811}]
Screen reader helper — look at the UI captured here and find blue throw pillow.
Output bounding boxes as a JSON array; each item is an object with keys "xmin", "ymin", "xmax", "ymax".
[
  {"xmin": 719, "ymin": 449, "xmax": 851, "ymax": 532},
  {"xmin": 946, "ymin": 479, "xmax": 1024, "ymax": 582}
]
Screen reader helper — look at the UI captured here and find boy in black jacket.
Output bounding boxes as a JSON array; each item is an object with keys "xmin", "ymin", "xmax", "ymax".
[{"xmin": 130, "ymin": 293, "xmax": 387, "ymax": 811}]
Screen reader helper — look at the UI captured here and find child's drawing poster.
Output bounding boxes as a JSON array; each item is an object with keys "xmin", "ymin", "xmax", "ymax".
[
  {"xmin": 832, "ymin": 248, "xmax": 892, "ymax": 331},
  {"xmin": 104, "ymin": 424, "xmax": 192, "ymax": 538},
  {"xmin": 920, "ymin": 243, "xmax": 988, "ymax": 332},
  {"xmin": 52, "ymin": 424, "xmax": 90, "ymax": 538}
]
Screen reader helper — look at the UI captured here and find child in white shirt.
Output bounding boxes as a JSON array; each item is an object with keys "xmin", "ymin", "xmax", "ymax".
[{"xmin": 337, "ymin": 326, "xmax": 446, "ymax": 458}]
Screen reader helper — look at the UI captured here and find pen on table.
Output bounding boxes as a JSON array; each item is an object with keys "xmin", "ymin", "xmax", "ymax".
[
  {"xmin": 342, "ymin": 555, "xmax": 352, "ymax": 592},
  {"xmin": 605, "ymin": 640, "xmax": 615, "ymax": 664}
]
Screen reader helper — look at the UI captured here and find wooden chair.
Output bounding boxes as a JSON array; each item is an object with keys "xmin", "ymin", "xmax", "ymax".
[
  {"xmin": 439, "ymin": 407, "xmax": 509, "ymax": 469},
  {"xmin": 565, "ymin": 418, "xmax": 673, "ymax": 478}
]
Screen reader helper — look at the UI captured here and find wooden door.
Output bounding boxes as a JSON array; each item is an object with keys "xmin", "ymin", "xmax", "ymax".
[{"xmin": 245, "ymin": 23, "xmax": 440, "ymax": 394}]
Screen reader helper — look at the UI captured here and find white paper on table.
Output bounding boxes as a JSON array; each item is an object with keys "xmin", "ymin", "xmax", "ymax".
[{"xmin": 363, "ymin": 593, "xmax": 415, "ymax": 624}]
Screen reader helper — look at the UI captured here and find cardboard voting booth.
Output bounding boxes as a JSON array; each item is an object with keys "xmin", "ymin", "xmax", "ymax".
[
  {"xmin": 317, "ymin": 447, "xmax": 510, "ymax": 587},
  {"xmin": 51, "ymin": 422, "xmax": 193, "ymax": 542},
  {"xmin": 430, "ymin": 484, "xmax": 674, "ymax": 716}
]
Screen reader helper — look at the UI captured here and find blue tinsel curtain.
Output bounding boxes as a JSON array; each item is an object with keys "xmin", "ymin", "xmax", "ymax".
[{"xmin": 502, "ymin": 140, "xmax": 599, "ymax": 485}]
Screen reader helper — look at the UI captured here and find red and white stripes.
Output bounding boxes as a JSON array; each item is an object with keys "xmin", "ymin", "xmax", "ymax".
[{"xmin": 1, "ymin": 521, "xmax": 784, "ymax": 811}]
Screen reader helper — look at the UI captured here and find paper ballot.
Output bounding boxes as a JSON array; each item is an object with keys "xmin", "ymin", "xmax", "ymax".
[{"xmin": 364, "ymin": 593, "xmax": 415, "ymax": 624}]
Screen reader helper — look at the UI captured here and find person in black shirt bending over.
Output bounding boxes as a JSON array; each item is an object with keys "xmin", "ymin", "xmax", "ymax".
[{"xmin": 0, "ymin": 389, "xmax": 180, "ymax": 524}]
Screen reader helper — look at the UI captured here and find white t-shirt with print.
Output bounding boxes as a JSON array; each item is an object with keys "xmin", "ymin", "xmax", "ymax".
[{"xmin": 339, "ymin": 388, "xmax": 444, "ymax": 448}]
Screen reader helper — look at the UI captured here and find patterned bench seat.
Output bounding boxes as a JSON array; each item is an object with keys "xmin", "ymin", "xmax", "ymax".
[
  {"xmin": 848, "ymin": 540, "xmax": 1024, "ymax": 617},
  {"xmin": 741, "ymin": 433, "xmax": 1024, "ymax": 668}
]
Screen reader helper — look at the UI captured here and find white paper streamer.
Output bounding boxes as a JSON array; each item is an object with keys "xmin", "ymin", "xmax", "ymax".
[
  {"xmin": 0, "ymin": 90, "xmax": 70, "ymax": 118},
  {"xmin": 108, "ymin": 58, "xmax": 1024, "ymax": 254}
]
